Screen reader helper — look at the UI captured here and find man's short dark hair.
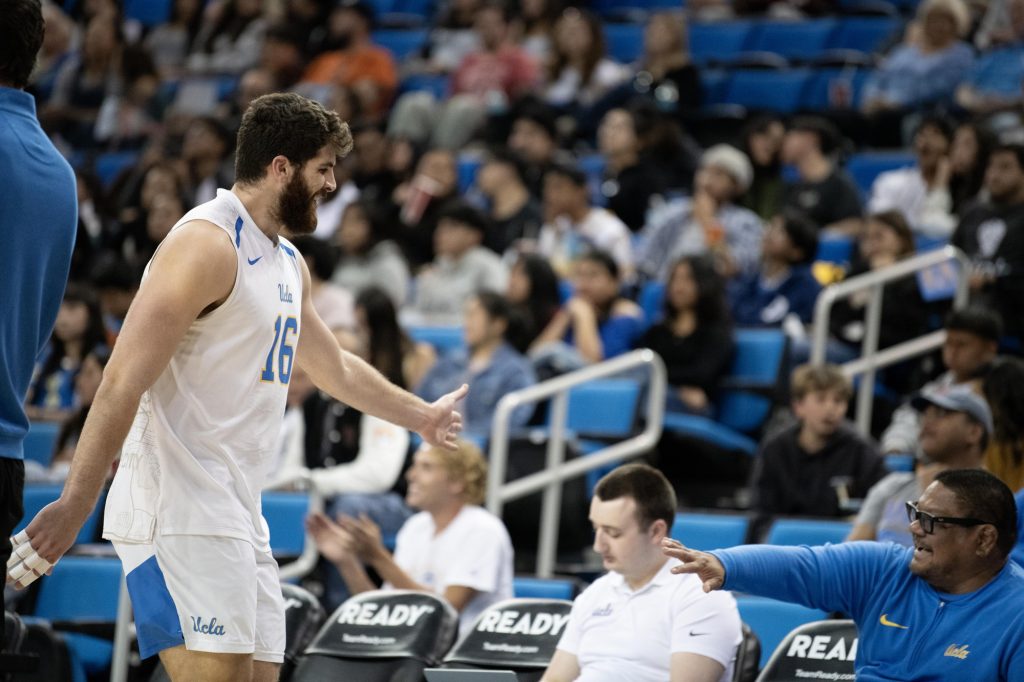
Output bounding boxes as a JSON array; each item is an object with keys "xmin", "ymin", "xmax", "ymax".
[
  {"xmin": 235, "ymin": 93, "xmax": 354, "ymax": 183},
  {"xmin": 991, "ymin": 142, "xmax": 1024, "ymax": 172},
  {"xmin": 512, "ymin": 98, "xmax": 558, "ymax": 140},
  {"xmin": 916, "ymin": 113, "xmax": 955, "ymax": 144},
  {"xmin": 545, "ymin": 163, "xmax": 588, "ymax": 188},
  {"xmin": 945, "ymin": 306, "xmax": 1003, "ymax": 343},
  {"xmin": 595, "ymin": 464, "xmax": 677, "ymax": 532},
  {"xmin": 437, "ymin": 199, "xmax": 490, "ymax": 236},
  {"xmin": 0, "ymin": 0, "xmax": 44, "ymax": 89},
  {"xmin": 290, "ymin": 235, "xmax": 338, "ymax": 281},
  {"xmin": 485, "ymin": 147, "xmax": 528, "ymax": 184},
  {"xmin": 934, "ymin": 469, "xmax": 1017, "ymax": 558},
  {"xmin": 579, "ymin": 249, "xmax": 620, "ymax": 280},
  {"xmin": 780, "ymin": 209, "xmax": 820, "ymax": 265},
  {"xmin": 788, "ymin": 116, "xmax": 841, "ymax": 156}
]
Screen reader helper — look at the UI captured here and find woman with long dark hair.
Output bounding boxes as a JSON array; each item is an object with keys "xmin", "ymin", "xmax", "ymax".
[
  {"xmin": 949, "ymin": 120, "xmax": 996, "ymax": 216},
  {"xmin": 982, "ymin": 357, "xmax": 1024, "ymax": 492},
  {"xmin": 641, "ymin": 255, "xmax": 735, "ymax": 414},
  {"xmin": 542, "ymin": 8, "xmax": 629, "ymax": 112},
  {"xmin": 332, "ymin": 199, "xmax": 410, "ymax": 306},
  {"xmin": 506, "ymin": 253, "xmax": 562, "ymax": 350},
  {"xmin": 355, "ymin": 287, "xmax": 435, "ymax": 390},
  {"xmin": 26, "ymin": 283, "xmax": 109, "ymax": 420}
]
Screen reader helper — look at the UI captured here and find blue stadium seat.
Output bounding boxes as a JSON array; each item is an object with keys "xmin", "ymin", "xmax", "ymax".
[
  {"xmin": 262, "ymin": 492, "xmax": 310, "ymax": 557},
  {"xmin": 457, "ymin": 154, "xmax": 483, "ymax": 193},
  {"xmin": 391, "ymin": 0, "xmax": 434, "ymax": 19},
  {"xmin": 566, "ymin": 379, "xmax": 641, "ymax": 438},
  {"xmin": 885, "ymin": 453, "xmax": 915, "ymax": 472},
  {"xmin": 671, "ymin": 512, "xmax": 749, "ymax": 551},
  {"xmin": 17, "ymin": 485, "xmax": 104, "ymax": 545},
  {"xmin": 735, "ymin": 596, "xmax": 829, "ymax": 669},
  {"xmin": 816, "ymin": 233, "xmax": 856, "ymax": 265},
  {"xmin": 373, "ymin": 29, "xmax": 429, "ymax": 61},
  {"xmin": 699, "ymin": 68, "xmax": 732, "ymax": 106},
  {"xmin": 125, "ymin": 0, "xmax": 172, "ymax": 26},
  {"xmin": 94, "ymin": 151, "xmax": 140, "ymax": 188},
  {"xmin": 689, "ymin": 22, "xmax": 755, "ymax": 65},
  {"xmin": 398, "ymin": 73, "xmax": 449, "ymax": 99},
  {"xmin": 513, "ymin": 576, "xmax": 579, "ymax": 600},
  {"xmin": 23, "ymin": 421, "xmax": 60, "ymax": 466},
  {"xmin": 765, "ymin": 518, "xmax": 853, "ymax": 546},
  {"xmin": 604, "ymin": 23, "xmax": 646, "ymax": 63},
  {"xmin": 802, "ymin": 68, "xmax": 869, "ymax": 110},
  {"xmin": 845, "ymin": 151, "xmax": 916, "ymax": 196},
  {"xmin": 724, "ymin": 69, "xmax": 812, "ymax": 113},
  {"xmin": 406, "ymin": 325, "xmax": 465, "ymax": 354},
  {"xmin": 638, "ymin": 280, "xmax": 665, "ymax": 328},
  {"xmin": 748, "ymin": 20, "xmax": 839, "ymax": 61},
  {"xmin": 32, "ymin": 556, "xmax": 123, "ymax": 679},
  {"xmin": 829, "ymin": 17, "xmax": 902, "ymax": 53},
  {"xmin": 663, "ymin": 328, "xmax": 788, "ymax": 456}
]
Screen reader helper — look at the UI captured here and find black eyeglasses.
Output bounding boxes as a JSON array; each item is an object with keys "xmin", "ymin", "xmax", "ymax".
[{"xmin": 905, "ymin": 501, "xmax": 993, "ymax": 535}]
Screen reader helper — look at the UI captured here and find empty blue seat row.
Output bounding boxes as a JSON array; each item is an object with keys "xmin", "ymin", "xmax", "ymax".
[
  {"xmin": 373, "ymin": 28, "xmax": 430, "ymax": 61},
  {"xmin": 703, "ymin": 67, "xmax": 872, "ymax": 113}
]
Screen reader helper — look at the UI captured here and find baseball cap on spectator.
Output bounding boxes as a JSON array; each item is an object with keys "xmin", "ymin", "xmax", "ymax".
[
  {"xmin": 912, "ymin": 385, "xmax": 994, "ymax": 437},
  {"xmin": 700, "ymin": 144, "xmax": 753, "ymax": 193}
]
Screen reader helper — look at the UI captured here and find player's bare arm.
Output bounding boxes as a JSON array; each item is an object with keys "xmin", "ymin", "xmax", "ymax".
[
  {"xmin": 7, "ymin": 222, "xmax": 236, "ymax": 586},
  {"xmin": 293, "ymin": 255, "xmax": 466, "ymax": 448}
]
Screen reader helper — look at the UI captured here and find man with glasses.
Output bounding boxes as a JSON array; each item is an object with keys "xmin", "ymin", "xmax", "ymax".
[
  {"xmin": 663, "ymin": 469, "xmax": 1024, "ymax": 680},
  {"xmin": 848, "ymin": 385, "xmax": 991, "ymax": 544}
]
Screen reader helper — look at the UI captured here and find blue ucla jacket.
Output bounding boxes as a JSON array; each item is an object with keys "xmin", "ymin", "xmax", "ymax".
[{"xmin": 713, "ymin": 541, "xmax": 1024, "ymax": 681}]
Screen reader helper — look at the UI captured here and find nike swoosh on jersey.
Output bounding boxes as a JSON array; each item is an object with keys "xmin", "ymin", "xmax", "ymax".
[
  {"xmin": 248, "ymin": 256, "xmax": 262, "ymax": 265},
  {"xmin": 879, "ymin": 614, "xmax": 908, "ymax": 629}
]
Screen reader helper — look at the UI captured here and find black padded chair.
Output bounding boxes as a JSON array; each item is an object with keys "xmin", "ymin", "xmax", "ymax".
[
  {"xmin": 734, "ymin": 623, "xmax": 761, "ymax": 682},
  {"xmin": 438, "ymin": 598, "xmax": 573, "ymax": 682},
  {"xmin": 754, "ymin": 619, "xmax": 858, "ymax": 682},
  {"xmin": 148, "ymin": 583, "xmax": 327, "ymax": 682},
  {"xmin": 290, "ymin": 590, "xmax": 459, "ymax": 682}
]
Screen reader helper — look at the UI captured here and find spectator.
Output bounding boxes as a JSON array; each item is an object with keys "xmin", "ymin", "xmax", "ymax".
[
  {"xmin": 739, "ymin": 115, "xmax": 786, "ymax": 221},
  {"xmin": 185, "ymin": 0, "xmax": 267, "ymax": 75},
  {"xmin": 542, "ymin": 8, "xmax": 630, "ymax": 113},
  {"xmin": 849, "ymin": 385, "xmax": 992, "ymax": 545},
  {"xmin": 780, "ymin": 116, "xmax": 863, "ymax": 234},
  {"xmin": 752, "ymin": 364, "xmax": 887, "ymax": 520},
  {"xmin": 181, "ymin": 115, "xmax": 233, "ymax": 206},
  {"xmin": 144, "ymin": 0, "xmax": 204, "ymax": 77},
  {"xmin": 665, "ymin": 469, "xmax": 1024, "ymax": 681},
  {"xmin": 118, "ymin": 160, "xmax": 188, "ymax": 264},
  {"xmin": 860, "ymin": 0, "xmax": 973, "ymax": 133},
  {"xmin": 729, "ymin": 210, "xmax": 821, "ymax": 328},
  {"xmin": 542, "ymin": 464, "xmax": 742, "ymax": 682},
  {"xmin": 257, "ymin": 24, "xmax": 305, "ymax": 90},
  {"xmin": 505, "ymin": 252, "xmax": 562, "ymax": 350},
  {"xmin": 389, "ymin": 0, "xmax": 538, "ymax": 150},
  {"xmin": 331, "ymin": 199, "xmax": 410, "ymax": 306},
  {"xmin": 354, "ymin": 287, "xmax": 437, "ymax": 394},
  {"xmin": 596, "ymin": 106, "xmax": 669, "ymax": 233},
  {"xmin": 218, "ymin": 66, "xmax": 279, "ymax": 139},
  {"xmin": 301, "ymin": 0, "xmax": 397, "ymax": 118},
  {"xmin": 477, "ymin": 147, "xmax": 544, "ymax": 254},
  {"xmin": 25, "ymin": 283, "xmax": 108, "ymax": 420},
  {"xmin": 412, "ymin": 200, "xmax": 508, "ymax": 322},
  {"xmin": 517, "ymin": 0, "xmax": 562, "ymax": 61},
  {"xmin": 290, "ymin": 236, "xmax": 356, "ymax": 342},
  {"xmin": 348, "ymin": 121, "xmax": 397, "ymax": 201},
  {"xmin": 416, "ymin": 0, "xmax": 484, "ymax": 75},
  {"xmin": 507, "ymin": 98, "xmax": 564, "ymax": 198},
  {"xmin": 981, "ymin": 357, "xmax": 1024, "ymax": 491},
  {"xmin": 307, "ymin": 441, "xmax": 515, "ymax": 638},
  {"xmin": 881, "ymin": 306, "xmax": 1001, "ymax": 456},
  {"xmin": 416, "ymin": 291, "xmax": 536, "ymax": 441},
  {"xmin": 952, "ymin": 143, "xmax": 1024, "ymax": 340},
  {"xmin": 956, "ymin": 0, "xmax": 1024, "ymax": 114},
  {"xmin": 538, "ymin": 163, "xmax": 634, "ymax": 278},
  {"xmin": 642, "ymin": 255, "xmax": 735, "ymax": 416},
  {"xmin": 90, "ymin": 255, "xmax": 139, "ymax": 345},
  {"xmin": 533, "ymin": 250, "xmax": 644, "ymax": 370},
  {"xmin": 69, "ymin": 170, "xmax": 121, "ymax": 282},
  {"xmin": 867, "ymin": 114, "xmax": 958, "ymax": 238},
  {"xmin": 817, "ymin": 211, "xmax": 929, "ymax": 365},
  {"xmin": 390, "ymin": 147, "xmax": 460, "ymax": 268},
  {"xmin": 949, "ymin": 120, "xmax": 996, "ymax": 217},
  {"xmin": 30, "ymin": 1, "xmax": 77, "ymax": 102},
  {"xmin": 637, "ymin": 144, "xmax": 763, "ymax": 283},
  {"xmin": 93, "ymin": 43, "xmax": 162, "ymax": 150}
]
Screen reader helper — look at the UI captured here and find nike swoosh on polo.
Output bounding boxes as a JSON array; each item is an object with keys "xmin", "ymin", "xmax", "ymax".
[
  {"xmin": 879, "ymin": 614, "xmax": 908, "ymax": 629},
  {"xmin": 248, "ymin": 256, "xmax": 262, "ymax": 265},
  {"xmin": 689, "ymin": 631, "xmax": 710, "ymax": 637}
]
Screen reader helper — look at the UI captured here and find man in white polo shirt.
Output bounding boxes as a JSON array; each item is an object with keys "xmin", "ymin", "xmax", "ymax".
[{"xmin": 542, "ymin": 464, "xmax": 741, "ymax": 682}]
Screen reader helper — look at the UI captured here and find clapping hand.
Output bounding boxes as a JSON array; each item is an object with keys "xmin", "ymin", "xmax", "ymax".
[
  {"xmin": 339, "ymin": 513, "xmax": 385, "ymax": 562},
  {"xmin": 662, "ymin": 538, "xmax": 727, "ymax": 593},
  {"xmin": 306, "ymin": 512, "xmax": 356, "ymax": 565}
]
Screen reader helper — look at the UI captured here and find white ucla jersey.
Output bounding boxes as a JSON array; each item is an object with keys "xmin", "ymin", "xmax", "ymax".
[{"xmin": 103, "ymin": 189, "xmax": 303, "ymax": 551}]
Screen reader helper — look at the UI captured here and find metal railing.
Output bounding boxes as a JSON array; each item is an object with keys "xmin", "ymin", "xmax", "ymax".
[
  {"xmin": 811, "ymin": 245, "xmax": 970, "ymax": 433},
  {"xmin": 486, "ymin": 349, "xmax": 667, "ymax": 578}
]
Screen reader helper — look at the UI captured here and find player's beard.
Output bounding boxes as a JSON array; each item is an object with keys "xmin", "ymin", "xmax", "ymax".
[{"xmin": 276, "ymin": 171, "xmax": 320, "ymax": 236}]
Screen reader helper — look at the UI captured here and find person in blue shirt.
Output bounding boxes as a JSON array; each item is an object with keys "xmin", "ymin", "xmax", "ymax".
[
  {"xmin": 0, "ymin": 0, "xmax": 78, "ymax": 646},
  {"xmin": 956, "ymin": 0, "xmax": 1024, "ymax": 115},
  {"xmin": 729, "ymin": 210, "xmax": 821, "ymax": 328},
  {"xmin": 417, "ymin": 291, "xmax": 536, "ymax": 442},
  {"xmin": 664, "ymin": 469, "xmax": 1024, "ymax": 681}
]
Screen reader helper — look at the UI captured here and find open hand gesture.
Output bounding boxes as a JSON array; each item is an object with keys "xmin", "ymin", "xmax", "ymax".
[
  {"xmin": 662, "ymin": 538, "xmax": 727, "ymax": 593},
  {"xmin": 419, "ymin": 384, "xmax": 467, "ymax": 450},
  {"xmin": 306, "ymin": 512, "xmax": 356, "ymax": 565}
]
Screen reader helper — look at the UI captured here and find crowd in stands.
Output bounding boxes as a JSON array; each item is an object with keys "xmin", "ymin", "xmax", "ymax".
[{"xmin": 16, "ymin": 0, "xmax": 1024, "ymax": 675}]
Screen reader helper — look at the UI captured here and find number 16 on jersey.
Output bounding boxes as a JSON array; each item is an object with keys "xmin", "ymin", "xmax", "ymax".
[{"xmin": 261, "ymin": 315, "xmax": 298, "ymax": 384}]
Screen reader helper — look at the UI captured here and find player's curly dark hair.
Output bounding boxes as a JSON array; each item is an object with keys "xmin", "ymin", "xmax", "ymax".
[{"xmin": 0, "ymin": 0, "xmax": 44, "ymax": 89}]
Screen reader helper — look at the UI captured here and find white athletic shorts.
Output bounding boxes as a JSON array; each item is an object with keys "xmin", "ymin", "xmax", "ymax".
[{"xmin": 114, "ymin": 535, "xmax": 286, "ymax": 662}]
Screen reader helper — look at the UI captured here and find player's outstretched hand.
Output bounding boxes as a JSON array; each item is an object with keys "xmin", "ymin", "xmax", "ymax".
[
  {"xmin": 420, "ymin": 383, "xmax": 468, "ymax": 450},
  {"xmin": 6, "ymin": 499, "xmax": 85, "ymax": 589},
  {"xmin": 662, "ymin": 538, "xmax": 726, "ymax": 593}
]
